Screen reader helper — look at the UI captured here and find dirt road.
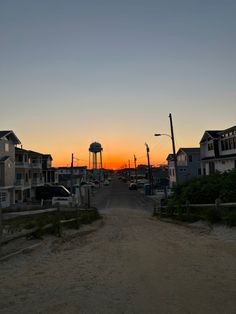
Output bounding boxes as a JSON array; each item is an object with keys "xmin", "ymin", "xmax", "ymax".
[{"xmin": 0, "ymin": 180, "xmax": 236, "ymax": 314}]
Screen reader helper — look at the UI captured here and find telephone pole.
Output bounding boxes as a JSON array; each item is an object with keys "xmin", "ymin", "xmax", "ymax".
[
  {"xmin": 128, "ymin": 160, "xmax": 131, "ymax": 181},
  {"xmin": 134, "ymin": 154, "xmax": 137, "ymax": 183},
  {"xmin": 145, "ymin": 143, "xmax": 153, "ymax": 194},
  {"xmin": 71, "ymin": 153, "xmax": 74, "ymax": 193},
  {"xmin": 169, "ymin": 113, "xmax": 178, "ymax": 185}
]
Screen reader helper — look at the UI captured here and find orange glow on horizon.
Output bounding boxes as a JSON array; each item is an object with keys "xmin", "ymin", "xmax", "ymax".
[{"xmin": 52, "ymin": 152, "xmax": 168, "ymax": 170}]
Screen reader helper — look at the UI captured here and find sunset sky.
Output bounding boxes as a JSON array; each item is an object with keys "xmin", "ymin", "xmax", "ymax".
[{"xmin": 1, "ymin": 0, "xmax": 236, "ymax": 169}]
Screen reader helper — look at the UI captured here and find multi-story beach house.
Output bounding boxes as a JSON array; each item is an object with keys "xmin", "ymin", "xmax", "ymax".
[
  {"xmin": 15, "ymin": 149, "xmax": 59, "ymax": 202},
  {"xmin": 200, "ymin": 125, "xmax": 236, "ymax": 175},
  {"xmin": 0, "ymin": 131, "xmax": 21, "ymax": 207},
  {"xmin": 167, "ymin": 148, "xmax": 201, "ymax": 187}
]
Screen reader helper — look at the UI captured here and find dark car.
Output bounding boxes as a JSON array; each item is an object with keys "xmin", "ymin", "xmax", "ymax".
[
  {"xmin": 129, "ymin": 183, "xmax": 137, "ymax": 190},
  {"xmin": 35, "ymin": 185, "xmax": 71, "ymax": 200}
]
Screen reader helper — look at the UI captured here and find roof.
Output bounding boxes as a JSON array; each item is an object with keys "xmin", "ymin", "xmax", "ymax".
[
  {"xmin": 200, "ymin": 130, "xmax": 222, "ymax": 144},
  {"xmin": 43, "ymin": 154, "xmax": 53, "ymax": 160},
  {"xmin": 219, "ymin": 125, "xmax": 236, "ymax": 135},
  {"xmin": 0, "ymin": 130, "xmax": 21, "ymax": 144},
  {"xmin": 166, "ymin": 154, "xmax": 174, "ymax": 161},
  {"xmin": 178, "ymin": 148, "xmax": 200, "ymax": 155},
  {"xmin": 15, "ymin": 147, "xmax": 28, "ymax": 153},
  {"xmin": 0, "ymin": 156, "xmax": 11, "ymax": 162}
]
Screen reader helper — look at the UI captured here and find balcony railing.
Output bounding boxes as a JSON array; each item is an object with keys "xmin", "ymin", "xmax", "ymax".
[
  {"xmin": 31, "ymin": 163, "xmax": 42, "ymax": 169},
  {"xmin": 15, "ymin": 179, "xmax": 31, "ymax": 188},
  {"xmin": 15, "ymin": 162, "xmax": 30, "ymax": 168},
  {"xmin": 31, "ymin": 178, "xmax": 44, "ymax": 186}
]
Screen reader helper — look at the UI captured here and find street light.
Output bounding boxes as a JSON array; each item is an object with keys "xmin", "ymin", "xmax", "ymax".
[{"xmin": 154, "ymin": 129, "xmax": 178, "ymax": 185}]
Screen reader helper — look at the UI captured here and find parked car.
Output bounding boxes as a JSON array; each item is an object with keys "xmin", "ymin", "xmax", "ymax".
[
  {"xmin": 104, "ymin": 180, "xmax": 110, "ymax": 186},
  {"xmin": 129, "ymin": 183, "xmax": 137, "ymax": 190},
  {"xmin": 35, "ymin": 185, "xmax": 71, "ymax": 200}
]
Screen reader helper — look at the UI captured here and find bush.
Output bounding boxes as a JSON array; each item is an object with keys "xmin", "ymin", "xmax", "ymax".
[{"xmin": 170, "ymin": 170, "xmax": 236, "ymax": 204}]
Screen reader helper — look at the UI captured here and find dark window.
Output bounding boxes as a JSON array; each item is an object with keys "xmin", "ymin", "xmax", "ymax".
[
  {"xmin": 209, "ymin": 162, "xmax": 215, "ymax": 174},
  {"xmin": 208, "ymin": 143, "xmax": 214, "ymax": 151},
  {"xmin": 188, "ymin": 155, "xmax": 192, "ymax": 162}
]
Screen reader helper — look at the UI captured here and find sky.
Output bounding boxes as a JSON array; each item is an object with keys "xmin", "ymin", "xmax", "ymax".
[{"xmin": 1, "ymin": 0, "xmax": 236, "ymax": 169}]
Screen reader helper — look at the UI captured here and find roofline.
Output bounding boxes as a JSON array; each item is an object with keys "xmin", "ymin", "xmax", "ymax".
[{"xmin": 0, "ymin": 130, "xmax": 21, "ymax": 144}]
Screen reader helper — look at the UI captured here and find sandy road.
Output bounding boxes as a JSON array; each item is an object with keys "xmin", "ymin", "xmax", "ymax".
[{"xmin": 0, "ymin": 180, "xmax": 236, "ymax": 314}]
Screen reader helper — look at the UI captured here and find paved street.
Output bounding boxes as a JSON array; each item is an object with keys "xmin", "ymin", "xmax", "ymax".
[{"xmin": 0, "ymin": 179, "xmax": 236, "ymax": 314}]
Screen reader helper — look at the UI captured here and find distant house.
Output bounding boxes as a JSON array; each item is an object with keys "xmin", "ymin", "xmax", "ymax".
[
  {"xmin": 151, "ymin": 166, "xmax": 169, "ymax": 189},
  {"xmin": 0, "ymin": 131, "xmax": 21, "ymax": 207},
  {"xmin": 42, "ymin": 154, "xmax": 59, "ymax": 185},
  {"xmin": 58, "ymin": 166, "xmax": 87, "ymax": 190},
  {"xmin": 200, "ymin": 125, "xmax": 236, "ymax": 175},
  {"xmin": 167, "ymin": 148, "xmax": 201, "ymax": 188}
]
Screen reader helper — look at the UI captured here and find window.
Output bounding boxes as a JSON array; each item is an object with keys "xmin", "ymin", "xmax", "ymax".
[
  {"xmin": 208, "ymin": 143, "xmax": 213, "ymax": 151},
  {"xmin": 0, "ymin": 191, "xmax": 7, "ymax": 202},
  {"xmin": 188, "ymin": 155, "xmax": 192, "ymax": 162},
  {"xmin": 209, "ymin": 162, "xmax": 215, "ymax": 174},
  {"xmin": 5, "ymin": 143, "xmax": 9, "ymax": 152}
]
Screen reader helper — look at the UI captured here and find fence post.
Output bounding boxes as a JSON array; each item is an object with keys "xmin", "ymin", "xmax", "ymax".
[{"xmin": 215, "ymin": 198, "xmax": 221, "ymax": 210}]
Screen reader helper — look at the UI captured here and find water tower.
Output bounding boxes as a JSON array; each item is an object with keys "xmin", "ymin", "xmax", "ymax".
[{"xmin": 89, "ymin": 142, "xmax": 103, "ymax": 170}]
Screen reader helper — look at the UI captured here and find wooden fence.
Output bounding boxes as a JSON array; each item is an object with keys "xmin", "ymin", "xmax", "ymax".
[
  {"xmin": 153, "ymin": 199, "xmax": 236, "ymax": 216},
  {"xmin": 0, "ymin": 204, "xmax": 80, "ymax": 249}
]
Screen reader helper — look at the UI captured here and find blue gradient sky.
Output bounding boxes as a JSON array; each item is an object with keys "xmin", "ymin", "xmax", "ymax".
[{"xmin": 1, "ymin": 0, "xmax": 236, "ymax": 168}]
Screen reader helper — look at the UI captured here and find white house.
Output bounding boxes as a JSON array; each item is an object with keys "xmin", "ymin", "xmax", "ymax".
[
  {"xmin": 200, "ymin": 125, "xmax": 236, "ymax": 175},
  {"xmin": 0, "ymin": 131, "xmax": 21, "ymax": 207}
]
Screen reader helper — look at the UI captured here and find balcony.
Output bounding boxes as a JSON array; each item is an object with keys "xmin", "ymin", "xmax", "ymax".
[
  {"xmin": 31, "ymin": 162, "xmax": 42, "ymax": 169},
  {"xmin": 15, "ymin": 161, "xmax": 30, "ymax": 168},
  {"xmin": 31, "ymin": 178, "xmax": 44, "ymax": 186},
  {"xmin": 15, "ymin": 179, "xmax": 31, "ymax": 189}
]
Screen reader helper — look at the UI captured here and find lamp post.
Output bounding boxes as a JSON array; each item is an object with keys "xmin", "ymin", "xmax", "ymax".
[{"xmin": 154, "ymin": 113, "xmax": 178, "ymax": 185}]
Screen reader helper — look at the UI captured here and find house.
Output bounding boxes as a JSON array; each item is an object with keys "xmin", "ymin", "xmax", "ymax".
[
  {"xmin": 177, "ymin": 148, "xmax": 201, "ymax": 184},
  {"xmin": 0, "ymin": 131, "xmax": 21, "ymax": 207},
  {"xmin": 152, "ymin": 166, "xmax": 169, "ymax": 189},
  {"xmin": 42, "ymin": 154, "xmax": 59, "ymax": 185},
  {"xmin": 15, "ymin": 147, "xmax": 31, "ymax": 202},
  {"xmin": 200, "ymin": 125, "xmax": 236, "ymax": 175},
  {"xmin": 58, "ymin": 166, "xmax": 87, "ymax": 190},
  {"xmin": 15, "ymin": 148, "xmax": 59, "ymax": 202},
  {"xmin": 166, "ymin": 154, "xmax": 175, "ymax": 187},
  {"xmin": 167, "ymin": 148, "xmax": 201, "ymax": 188}
]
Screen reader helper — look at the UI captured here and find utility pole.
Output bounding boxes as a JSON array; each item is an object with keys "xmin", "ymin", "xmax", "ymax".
[
  {"xmin": 128, "ymin": 160, "xmax": 131, "ymax": 181},
  {"xmin": 71, "ymin": 153, "xmax": 74, "ymax": 194},
  {"xmin": 134, "ymin": 154, "xmax": 137, "ymax": 183},
  {"xmin": 169, "ymin": 113, "xmax": 178, "ymax": 185},
  {"xmin": 145, "ymin": 143, "xmax": 153, "ymax": 194}
]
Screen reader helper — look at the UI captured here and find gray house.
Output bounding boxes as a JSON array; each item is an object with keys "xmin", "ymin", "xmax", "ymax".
[
  {"xmin": 0, "ymin": 130, "xmax": 21, "ymax": 207},
  {"xmin": 167, "ymin": 148, "xmax": 201, "ymax": 187}
]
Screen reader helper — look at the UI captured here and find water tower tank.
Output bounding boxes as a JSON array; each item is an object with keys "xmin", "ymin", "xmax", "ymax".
[{"xmin": 89, "ymin": 142, "xmax": 103, "ymax": 153}]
